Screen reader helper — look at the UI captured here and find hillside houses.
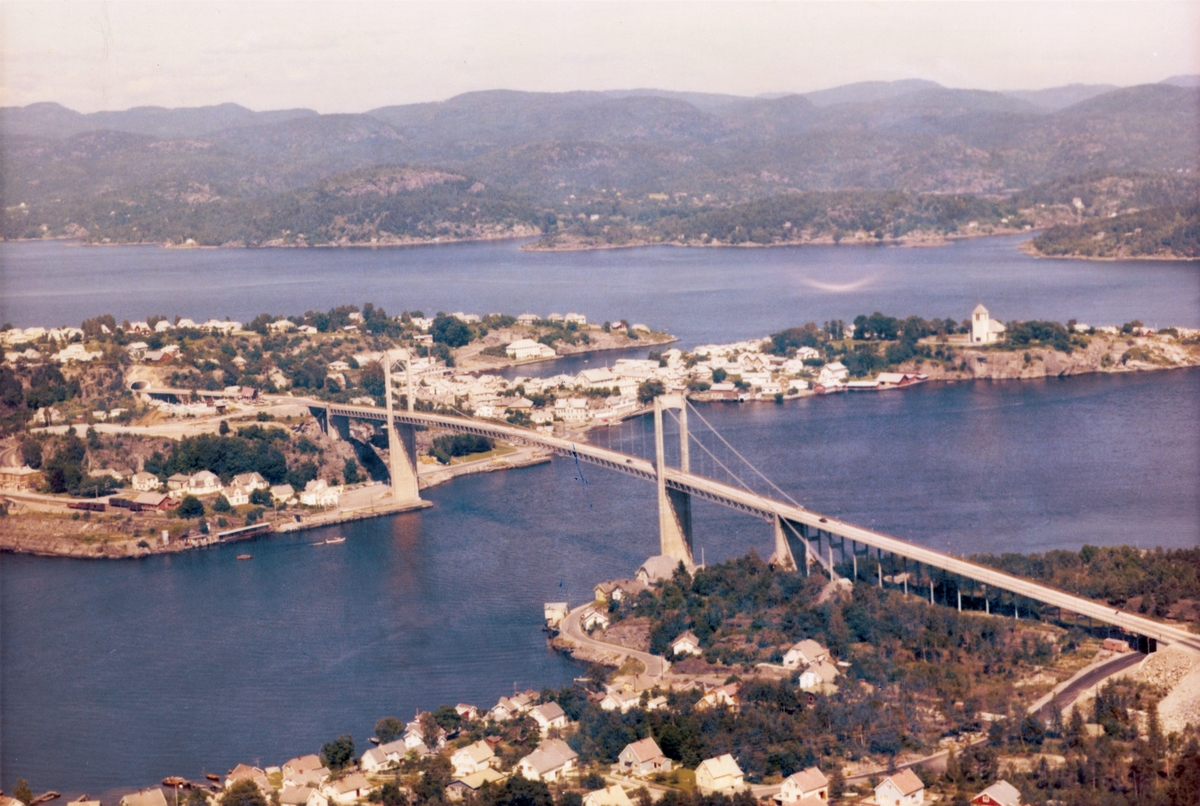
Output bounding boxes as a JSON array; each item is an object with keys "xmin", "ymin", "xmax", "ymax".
[{"xmin": 517, "ymin": 738, "xmax": 579, "ymax": 782}]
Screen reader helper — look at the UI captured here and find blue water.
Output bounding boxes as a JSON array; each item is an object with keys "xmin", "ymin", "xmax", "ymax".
[
  {"xmin": 2, "ymin": 236, "xmax": 1198, "ymax": 340},
  {"xmin": 1, "ymin": 237, "xmax": 1198, "ymax": 793}
]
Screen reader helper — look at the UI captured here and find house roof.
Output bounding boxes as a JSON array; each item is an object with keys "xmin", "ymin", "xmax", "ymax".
[
  {"xmin": 329, "ymin": 773, "xmax": 372, "ymax": 794},
  {"xmin": 788, "ymin": 639, "xmax": 827, "ymax": 662},
  {"xmin": 120, "ymin": 791, "xmax": 169, "ymax": 806},
  {"xmin": 521, "ymin": 738, "xmax": 579, "ymax": 774},
  {"xmin": 697, "ymin": 754, "xmax": 743, "ymax": 780},
  {"xmin": 805, "ymin": 660, "xmax": 840, "ymax": 683},
  {"xmin": 881, "ymin": 769, "xmax": 924, "ymax": 796},
  {"xmin": 784, "ymin": 767, "xmax": 829, "ymax": 794},
  {"xmin": 451, "ymin": 769, "xmax": 506, "ymax": 790},
  {"xmin": 533, "ymin": 701, "xmax": 566, "ymax": 722},
  {"xmin": 672, "ymin": 631, "xmax": 701, "ymax": 648},
  {"xmin": 456, "ymin": 740, "xmax": 496, "ymax": 763},
  {"xmin": 582, "ymin": 785, "xmax": 634, "ymax": 806},
  {"xmin": 622, "ymin": 737, "xmax": 665, "ymax": 763},
  {"xmin": 973, "ymin": 303, "xmax": 989, "ymax": 315},
  {"xmin": 279, "ymin": 787, "xmax": 314, "ymax": 806},
  {"xmin": 637, "ymin": 554, "xmax": 680, "ymax": 583},
  {"xmin": 973, "ymin": 780, "xmax": 1021, "ymax": 806}
]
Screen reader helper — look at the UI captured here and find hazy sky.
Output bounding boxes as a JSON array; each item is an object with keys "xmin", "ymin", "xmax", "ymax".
[{"xmin": 3, "ymin": 1, "xmax": 1198, "ymax": 113}]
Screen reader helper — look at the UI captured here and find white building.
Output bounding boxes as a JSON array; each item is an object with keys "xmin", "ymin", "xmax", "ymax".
[
  {"xmin": 695, "ymin": 754, "xmax": 745, "ymax": 795},
  {"xmin": 777, "ymin": 767, "xmax": 830, "ymax": 805},
  {"xmin": 617, "ymin": 737, "xmax": 672, "ymax": 777},
  {"xmin": 970, "ymin": 304, "xmax": 1006, "ymax": 345},
  {"xmin": 299, "ymin": 479, "xmax": 342, "ymax": 508},
  {"xmin": 782, "ymin": 639, "xmax": 829, "ymax": 669},
  {"xmin": 582, "ymin": 786, "xmax": 632, "ymax": 806},
  {"xmin": 530, "ymin": 701, "xmax": 569, "ymax": 735},
  {"xmin": 670, "ymin": 631, "xmax": 703, "ymax": 657},
  {"xmin": 506, "ymin": 339, "xmax": 557, "ymax": 360},
  {"xmin": 875, "ymin": 769, "xmax": 925, "ymax": 806},
  {"xmin": 517, "ymin": 738, "xmax": 578, "ymax": 782},
  {"xmin": 451, "ymin": 740, "xmax": 496, "ymax": 777}
]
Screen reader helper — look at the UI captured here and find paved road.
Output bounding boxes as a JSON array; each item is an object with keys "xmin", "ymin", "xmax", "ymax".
[
  {"xmin": 560, "ymin": 603, "xmax": 670, "ymax": 678},
  {"xmin": 1031, "ymin": 651, "xmax": 1146, "ymax": 718}
]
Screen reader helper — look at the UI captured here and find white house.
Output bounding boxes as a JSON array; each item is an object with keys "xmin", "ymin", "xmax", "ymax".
[
  {"xmin": 816, "ymin": 362, "xmax": 849, "ymax": 386},
  {"xmin": 695, "ymin": 754, "xmax": 745, "ymax": 794},
  {"xmin": 224, "ymin": 485, "xmax": 250, "ymax": 507},
  {"xmin": 299, "ymin": 479, "xmax": 342, "ymax": 508},
  {"xmin": 321, "ymin": 773, "xmax": 374, "ymax": 806},
  {"xmin": 777, "ymin": 767, "xmax": 829, "ymax": 805},
  {"xmin": 171, "ymin": 470, "xmax": 223, "ymax": 499},
  {"xmin": 281, "ymin": 754, "xmax": 329, "ymax": 787},
  {"xmin": 565, "ymin": 313, "xmax": 588, "ymax": 326},
  {"xmin": 670, "ymin": 631, "xmax": 703, "ymax": 656},
  {"xmin": 225, "ymin": 764, "xmax": 270, "ymax": 792},
  {"xmin": 697, "ymin": 682, "xmax": 740, "ymax": 711},
  {"xmin": 636, "ymin": 555, "xmax": 680, "ymax": 584},
  {"xmin": 517, "ymin": 313, "xmax": 539, "ymax": 326},
  {"xmin": 580, "ymin": 606, "xmax": 610, "ymax": 631},
  {"xmin": 231, "ymin": 472, "xmax": 269, "ymax": 492},
  {"xmin": 360, "ymin": 739, "xmax": 407, "ymax": 773},
  {"xmin": 131, "ymin": 471, "xmax": 161, "ymax": 492},
  {"xmin": 798, "ymin": 661, "xmax": 840, "ymax": 691},
  {"xmin": 575, "ymin": 368, "xmax": 615, "ymax": 388},
  {"xmin": 600, "ymin": 689, "xmax": 642, "ymax": 713},
  {"xmin": 530, "ymin": 701, "xmax": 569, "ymax": 735},
  {"xmin": 270, "ymin": 483, "xmax": 296, "ymax": 504},
  {"xmin": 782, "ymin": 639, "xmax": 829, "ymax": 669},
  {"xmin": 451, "ymin": 740, "xmax": 496, "ymax": 777},
  {"xmin": 506, "ymin": 339, "xmax": 557, "ymax": 360},
  {"xmin": 970, "ymin": 304, "xmax": 1006, "ymax": 345},
  {"xmin": 582, "ymin": 786, "xmax": 631, "ymax": 806},
  {"xmin": 517, "ymin": 738, "xmax": 578, "ymax": 782},
  {"xmin": 617, "ymin": 737, "xmax": 672, "ymax": 777},
  {"xmin": 875, "ymin": 769, "xmax": 925, "ymax": 806}
]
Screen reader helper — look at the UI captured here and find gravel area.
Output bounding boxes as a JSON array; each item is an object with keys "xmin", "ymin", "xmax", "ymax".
[{"xmin": 1150, "ymin": 647, "xmax": 1200, "ymax": 735}]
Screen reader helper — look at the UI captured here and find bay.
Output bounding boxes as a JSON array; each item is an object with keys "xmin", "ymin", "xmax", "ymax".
[{"xmin": 0, "ymin": 236, "xmax": 1197, "ymax": 794}]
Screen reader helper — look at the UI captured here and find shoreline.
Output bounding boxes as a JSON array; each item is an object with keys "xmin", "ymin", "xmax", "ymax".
[{"xmin": 11, "ymin": 230, "xmax": 1199, "ymax": 261}]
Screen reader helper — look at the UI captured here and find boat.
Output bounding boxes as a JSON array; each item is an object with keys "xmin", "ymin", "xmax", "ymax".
[
  {"xmin": 162, "ymin": 777, "xmax": 187, "ymax": 787},
  {"xmin": 312, "ymin": 540, "xmax": 325, "ymax": 546},
  {"xmin": 369, "ymin": 736, "xmax": 381, "ymax": 744},
  {"xmin": 205, "ymin": 774, "xmax": 221, "ymax": 782},
  {"xmin": 237, "ymin": 554, "xmax": 253, "ymax": 560},
  {"xmin": 29, "ymin": 794, "xmax": 60, "ymax": 806},
  {"xmin": 326, "ymin": 537, "xmax": 346, "ymax": 545}
]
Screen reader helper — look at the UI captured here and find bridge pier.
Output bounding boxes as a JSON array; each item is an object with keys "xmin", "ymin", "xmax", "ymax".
[
  {"xmin": 772, "ymin": 515, "xmax": 798, "ymax": 571},
  {"xmin": 655, "ymin": 395, "xmax": 694, "ymax": 567},
  {"xmin": 384, "ymin": 361, "xmax": 422, "ymax": 506}
]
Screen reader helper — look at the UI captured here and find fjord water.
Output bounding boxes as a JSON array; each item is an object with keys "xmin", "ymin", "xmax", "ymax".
[{"xmin": 1, "ymin": 236, "xmax": 1198, "ymax": 792}]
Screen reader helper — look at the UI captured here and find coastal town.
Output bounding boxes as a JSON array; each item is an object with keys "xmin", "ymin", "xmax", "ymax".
[
  {"xmin": 7, "ymin": 543, "xmax": 1200, "ymax": 806},
  {"xmin": 2, "ymin": 303, "xmax": 1199, "ymax": 558}
]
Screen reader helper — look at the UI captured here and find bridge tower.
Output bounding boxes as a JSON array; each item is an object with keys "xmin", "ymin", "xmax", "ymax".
[
  {"xmin": 654, "ymin": 394, "xmax": 694, "ymax": 568},
  {"xmin": 384, "ymin": 358, "xmax": 421, "ymax": 505}
]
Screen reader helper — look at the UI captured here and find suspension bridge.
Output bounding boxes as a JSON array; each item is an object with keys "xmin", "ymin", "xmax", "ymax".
[{"xmin": 298, "ymin": 365, "xmax": 1199, "ymax": 656}]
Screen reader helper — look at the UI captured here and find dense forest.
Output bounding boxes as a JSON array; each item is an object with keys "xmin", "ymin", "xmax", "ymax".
[{"xmin": 1030, "ymin": 205, "xmax": 1200, "ymax": 259}]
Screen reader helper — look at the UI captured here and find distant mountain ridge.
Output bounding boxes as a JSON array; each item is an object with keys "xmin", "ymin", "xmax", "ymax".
[{"xmin": 2, "ymin": 78, "xmax": 1197, "ymax": 255}]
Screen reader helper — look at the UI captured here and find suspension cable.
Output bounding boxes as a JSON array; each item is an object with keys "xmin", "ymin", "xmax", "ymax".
[{"xmin": 684, "ymin": 400, "xmax": 805, "ymax": 509}]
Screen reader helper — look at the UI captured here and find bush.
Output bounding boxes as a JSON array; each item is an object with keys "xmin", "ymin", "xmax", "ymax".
[
  {"xmin": 177, "ymin": 495, "xmax": 204, "ymax": 518},
  {"xmin": 212, "ymin": 495, "xmax": 232, "ymax": 513},
  {"xmin": 428, "ymin": 434, "xmax": 493, "ymax": 465}
]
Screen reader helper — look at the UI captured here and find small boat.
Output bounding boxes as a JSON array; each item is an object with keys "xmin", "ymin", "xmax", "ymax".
[
  {"xmin": 369, "ymin": 736, "xmax": 381, "ymax": 744},
  {"xmin": 162, "ymin": 777, "xmax": 187, "ymax": 787},
  {"xmin": 29, "ymin": 794, "xmax": 60, "ymax": 806},
  {"xmin": 237, "ymin": 554, "xmax": 253, "ymax": 560},
  {"xmin": 312, "ymin": 540, "xmax": 325, "ymax": 546},
  {"xmin": 205, "ymin": 774, "xmax": 221, "ymax": 782},
  {"xmin": 326, "ymin": 537, "xmax": 346, "ymax": 545}
]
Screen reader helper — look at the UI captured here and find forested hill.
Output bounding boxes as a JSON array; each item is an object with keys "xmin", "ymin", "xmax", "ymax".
[
  {"xmin": 1030, "ymin": 205, "xmax": 1200, "ymax": 259},
  {"xmin": 2, "ymin": 79, "xmax": 1198, "ymax": 250}
]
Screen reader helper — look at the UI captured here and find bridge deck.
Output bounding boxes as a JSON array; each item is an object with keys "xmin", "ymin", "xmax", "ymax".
[{"xmin": 310, "ymin": 399, "xmax": 1200, "ymax": 652}]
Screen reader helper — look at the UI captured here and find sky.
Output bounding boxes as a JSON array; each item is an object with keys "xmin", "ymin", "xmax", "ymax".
[{"xmin": 2, "ymin": 0, "xmax": 1199, "ymax": 113}]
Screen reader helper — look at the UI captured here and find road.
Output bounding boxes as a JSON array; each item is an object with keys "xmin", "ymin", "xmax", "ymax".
[
  {"xmin": 1030, "ymin": 651, "xmax": 1146, "ymax": 718},
  {"xmin": 560, "ymin": 603, "xmax": 670, "ymax": 678}
]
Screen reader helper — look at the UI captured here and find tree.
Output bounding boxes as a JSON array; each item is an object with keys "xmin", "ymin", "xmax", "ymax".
[
  {"xmin": 321, "ymin": 733, "xmax": 355, "ymax": 770},
  {"xmin": 220, "ymin": 779, "xmax": 267, "ymax": 806},
  {"xmin": 219, "ymin": 420, "xmax": 230, "ymax": 435},
  {"xmin": 343, "ymin": 459, "xmax": 361, "ymax": 485},
  {"xmin": 432, "ymin": 315, "xmax": 472, "ymax": 348},
  {"xmin": 212, "ymin": 495, "xmax": 232, "ymax": 513},
  {"xmin": 375, "ymin": 716, "xmax": 404, "ymax": 743},
  {"xmin": 20, "ymin": 439, "xmax": 42, "ymax": 469},
  {"xmin": 177, "ymin": 495, "xmax": 205, "ymax": 518},
  {"xmin": 185, "ymin": 790, "xmax": 211, "ymax": 806},
  {"xmin": 637, "ymin": 380, "xmax": 665, "ymax": 405},
  {"xmin": 492, "ymin": 775, "xmax": 553, "ymax": 806},
  {"xmin": 249, "ymin": 488, "xmax": 273, "ymax": 507},
  {"xmin": 14, "ymin": 780, "xmax": 33, "ymax": 806}
]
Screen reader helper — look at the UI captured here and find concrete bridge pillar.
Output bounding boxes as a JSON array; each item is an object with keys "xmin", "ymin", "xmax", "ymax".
[
  {"xmin": 772, "ymin": 515, "xmax": 798, "ymax": 571},
  {"xmin": 385, "ymin": 361, "xmax": 422, "ymax": 506},
  {"xmin": 654, "ymin": 395, "xmax": 694, "ymax": 567}
]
